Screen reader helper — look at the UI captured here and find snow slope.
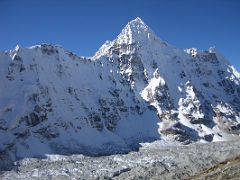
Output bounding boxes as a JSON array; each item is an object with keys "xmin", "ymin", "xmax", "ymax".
[{"xmin": 0, "ymin": 18, "xmax": 240, "ymax": 161}]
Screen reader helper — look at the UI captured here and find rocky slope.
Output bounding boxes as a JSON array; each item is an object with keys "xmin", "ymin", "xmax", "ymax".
[{"xmin": 0, "ymin": 17, "xmax": 240, "ymax": 165}]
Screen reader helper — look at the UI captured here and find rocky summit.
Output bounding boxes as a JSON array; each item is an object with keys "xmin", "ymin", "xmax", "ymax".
[{"xmin": 0, "ymin": 18, "xmax": 240, "ymax": 171}]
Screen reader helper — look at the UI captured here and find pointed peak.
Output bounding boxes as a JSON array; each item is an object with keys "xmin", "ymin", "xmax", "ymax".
[
  {"xmin": 15, "ymin": 44, "xmax": 21, "ymax": 51},
  {"xmin": 208, "ymin": 46, "xmax": 218, "ymax": 53},
  {"xmin": 126, "ymin": 17, "xmax": 149, "ymax": 31},
  {"xmin": 115, "ymin": 17, "xmax": 161, "ymax": 45},
  {"xmin": 133, "ymin": 17, "xmax": 142, "ymax": 21},
  {"xmin": 128, "ymin": 17, "xmax": 146, "ymax": 25},
  {"xmin": 94, "ymin": 18, "xmax": 164, "ymax": 58}
]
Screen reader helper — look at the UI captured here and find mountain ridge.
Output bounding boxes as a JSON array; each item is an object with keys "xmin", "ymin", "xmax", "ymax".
[{"xmin": 0, "ymin": 18, "xmax": 240, "ymax": 166}]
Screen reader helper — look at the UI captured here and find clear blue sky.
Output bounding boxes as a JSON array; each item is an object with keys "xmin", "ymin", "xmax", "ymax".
[{"xmin": 0, "ymin": 0, "xmax": 239, "ymax": 70}]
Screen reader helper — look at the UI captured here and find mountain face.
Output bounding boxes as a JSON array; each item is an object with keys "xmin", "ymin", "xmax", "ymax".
[{"xmin": 0, "ymin": 17, "xmax": 240, "ymax": 161}]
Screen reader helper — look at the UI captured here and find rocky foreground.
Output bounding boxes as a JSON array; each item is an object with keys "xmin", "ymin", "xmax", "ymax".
[
  {"xmin": 188, "ymin": 155, "xmax": 240, "ymax": 180},
  {"xmin": 1, "ymin": 140, "xmax": 240, "ymax": 179}
]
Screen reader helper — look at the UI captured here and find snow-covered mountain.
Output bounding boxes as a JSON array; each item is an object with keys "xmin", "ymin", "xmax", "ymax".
[{"xmin": 0, "ymin": 17, "xmax": 240, "ymax": 161}]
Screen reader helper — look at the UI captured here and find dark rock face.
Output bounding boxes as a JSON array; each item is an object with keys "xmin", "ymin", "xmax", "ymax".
[
  {"xmin": 161, "ymin": 122, "xmax": 199, "ymax": 143},
  {"xmin": 27, "ymin": 112, "xmax": 41, "ymax": 127},
  {"xmin": 40, "ymin": 44, "xmax": 59, "ymax": 55},
  {"xmin": 204, "ymin": 134, "xmax": 214, "ymax": 142},
  {"xmin": 34, "ymin": 127, "xmax": 59, "ymax": 139},
  {"xmin": 89, "ymin": 113, "xmax": 104, "ymax": 131}
]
